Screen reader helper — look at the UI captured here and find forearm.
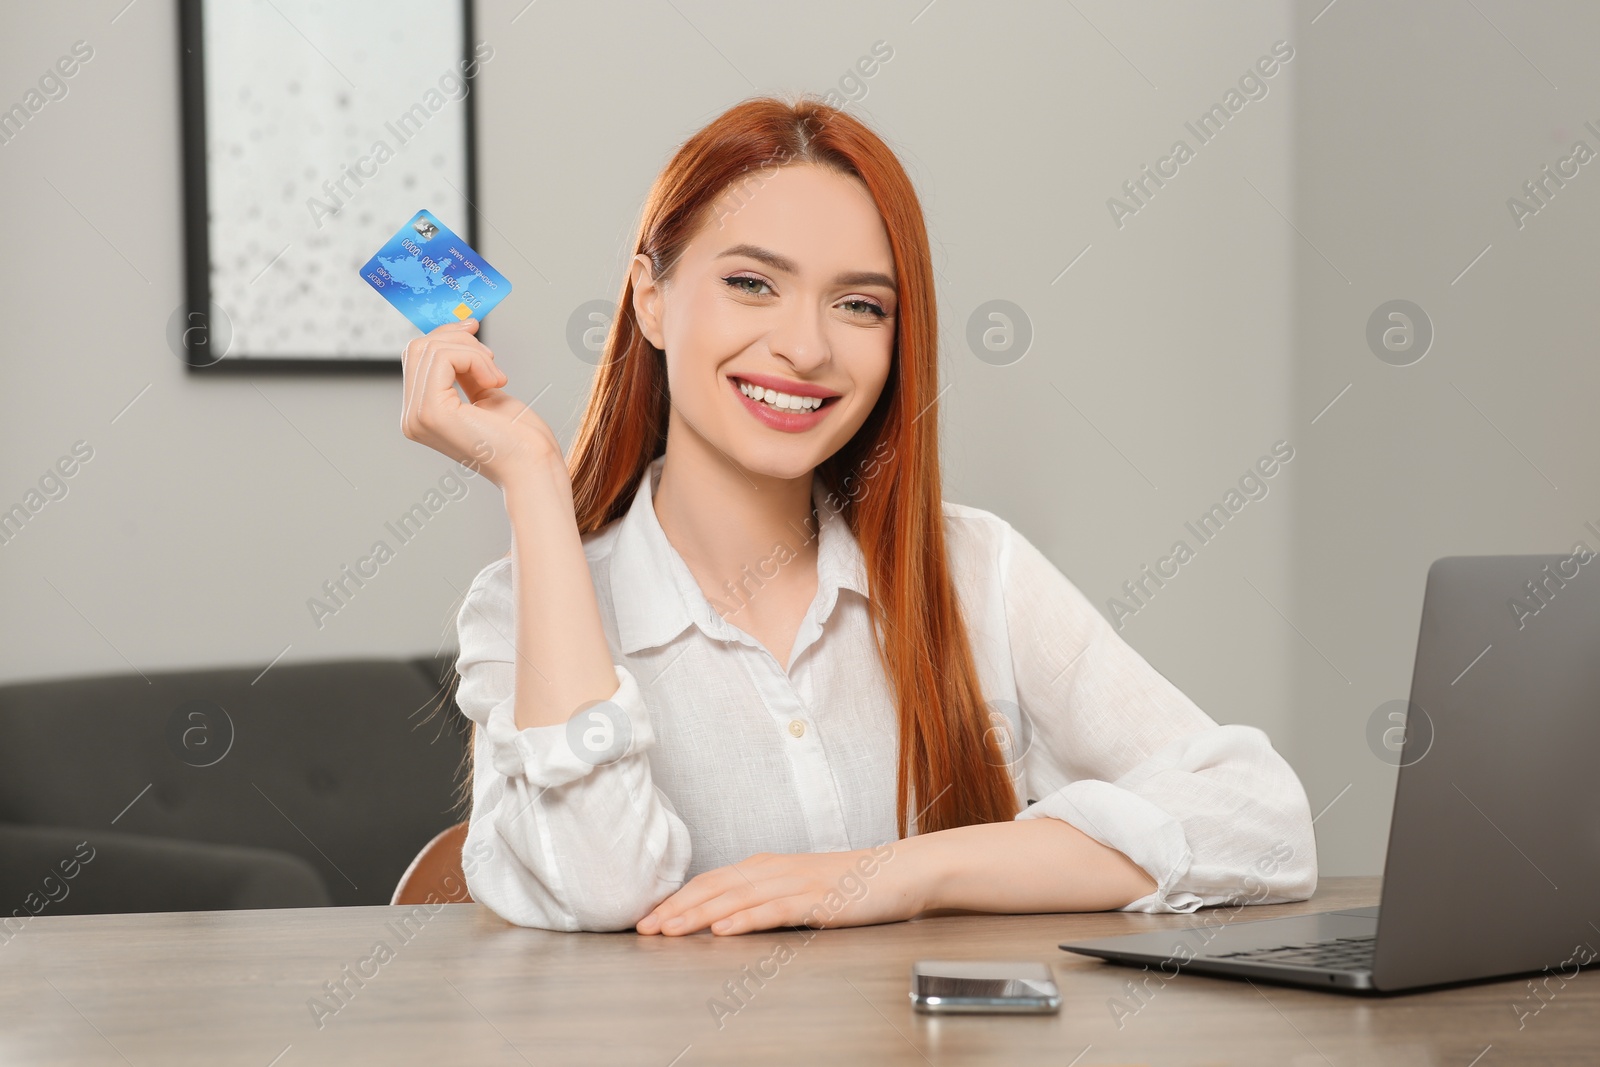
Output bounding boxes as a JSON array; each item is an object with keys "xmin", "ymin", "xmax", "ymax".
[
  {"xmin": 903, "ymin": 817, "xmax": 1158, "ymax": 915},
  {"xmin": 502, "ymin": 456, "xmax": 620, "ymax": 730},
  {"xmin": 468, "ymin": 743, "xmax": 692, "ymax": 931}
]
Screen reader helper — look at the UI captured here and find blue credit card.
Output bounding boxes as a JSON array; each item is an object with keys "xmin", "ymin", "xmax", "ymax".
[{"xmin": 358, "ymin": 209, "xmax": 512, "ymax": 332}]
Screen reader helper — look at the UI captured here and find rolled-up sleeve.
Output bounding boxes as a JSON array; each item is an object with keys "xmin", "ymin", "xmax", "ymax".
[
  {"xmin": 453, "ymin": 558, "xmax": 693, "ymax": 931},
  {"xmin": 997, "ymin": 522, "xmax": 1317, "ymax": 913}
]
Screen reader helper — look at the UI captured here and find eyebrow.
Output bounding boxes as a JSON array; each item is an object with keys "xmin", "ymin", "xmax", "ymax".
[{"xmin": 715, "ymin": 243, "xmax": 896, "ymax": 291}]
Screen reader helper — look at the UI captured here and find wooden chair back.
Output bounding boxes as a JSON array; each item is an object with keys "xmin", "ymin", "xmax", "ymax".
[{"xmin": 391, "ymin": 822, "xmax": 472, "ymax": 906}]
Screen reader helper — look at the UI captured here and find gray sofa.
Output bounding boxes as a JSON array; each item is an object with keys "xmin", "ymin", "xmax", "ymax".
[{"xmin": 0, "ymin": 655, "xmax": 470, "ymax": 915}]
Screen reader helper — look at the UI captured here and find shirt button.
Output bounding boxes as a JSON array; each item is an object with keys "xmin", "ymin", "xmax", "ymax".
[{"xmin": 787, "ymin": 719, "xmax": 806, "ymax": 738}]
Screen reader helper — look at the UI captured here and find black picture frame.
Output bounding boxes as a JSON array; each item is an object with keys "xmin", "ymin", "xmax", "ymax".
[{"xmin": 176, "ymin": 0, "xmax": 479, "ymax": 374}]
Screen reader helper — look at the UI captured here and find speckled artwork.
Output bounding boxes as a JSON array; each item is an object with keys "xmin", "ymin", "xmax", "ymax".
[{"xmin": 201, "ymin": 0, "xmax": 472, "ymax": 359}]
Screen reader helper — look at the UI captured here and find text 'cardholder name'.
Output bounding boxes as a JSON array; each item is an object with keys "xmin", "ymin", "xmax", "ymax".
[{"xmin": 359, "ymin": 209, "xmax": 512, "ymax": 333}]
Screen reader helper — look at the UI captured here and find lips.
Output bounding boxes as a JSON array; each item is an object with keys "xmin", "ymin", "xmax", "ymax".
[
  {"xmin": 729, "ymin": 371, "xmax": 841, "ymax": 401},
  {"xmin": 728, "ymin": 375, "xmax": 837, "ymax": 433}
]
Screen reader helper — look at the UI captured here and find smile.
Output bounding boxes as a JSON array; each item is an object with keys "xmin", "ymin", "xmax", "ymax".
[
  {"xmin": 728, "ymin": 376, "xmax": 839, "ymax": 432},
  {"xmin": 736, "ymin": 378, "xmax": 828, "ymax": 411}
]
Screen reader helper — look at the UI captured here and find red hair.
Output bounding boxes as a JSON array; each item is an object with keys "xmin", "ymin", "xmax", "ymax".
[{"xmin": 566, "ymin": 95, "xmax": 1017, "ymax": 836}]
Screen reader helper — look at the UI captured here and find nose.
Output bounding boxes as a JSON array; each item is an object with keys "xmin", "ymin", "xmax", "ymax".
[{"xmin": 766, "ymin": 299, "xmax": 829, "ymax": 376}]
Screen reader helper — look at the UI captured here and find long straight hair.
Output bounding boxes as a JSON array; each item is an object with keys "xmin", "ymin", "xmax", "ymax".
[{"xmin": 562, "ymin": 95, "xmax": 1017, "ymax": 836}]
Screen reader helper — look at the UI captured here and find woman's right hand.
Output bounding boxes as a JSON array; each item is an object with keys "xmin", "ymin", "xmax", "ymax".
[{"xmin": 399, "ymin": 318, "xmax": 560, "ymax": 488}]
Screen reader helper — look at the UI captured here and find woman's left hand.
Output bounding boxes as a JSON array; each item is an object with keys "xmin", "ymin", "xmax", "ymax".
[{"xmin": 636, "ymin": 844, "xmax": 920, "ymax": 936}]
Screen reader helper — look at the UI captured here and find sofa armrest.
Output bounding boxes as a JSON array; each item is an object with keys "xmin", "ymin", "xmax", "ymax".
[{"xmin": 0, "ymin": 823, "xmax": 332, "ymax": 918}]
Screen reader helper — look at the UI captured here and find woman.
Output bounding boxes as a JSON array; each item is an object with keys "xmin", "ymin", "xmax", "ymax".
[{"xmin": 400, "ymin": 95, "xmax": 1317, "ymax": 935}]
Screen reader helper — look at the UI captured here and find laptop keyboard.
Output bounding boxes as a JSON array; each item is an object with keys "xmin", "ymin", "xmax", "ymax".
[{"xmin": 1210, "ymin": 935, "xmax": 1376, "ymax": 972}]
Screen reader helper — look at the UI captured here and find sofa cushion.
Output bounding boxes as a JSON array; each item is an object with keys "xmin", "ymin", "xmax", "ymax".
[
  {"xmin": 0, "ymin": 822, "xmax": 331, "ymax": 918},
  {"xmin": 0, "ymin": 657, "xmax": 470, "ymax": 907}
]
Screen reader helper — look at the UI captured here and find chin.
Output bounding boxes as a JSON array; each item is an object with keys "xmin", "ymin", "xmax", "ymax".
[{"xmin": 728, "ymin": 440, "xmax": 830, "ymax": 483}]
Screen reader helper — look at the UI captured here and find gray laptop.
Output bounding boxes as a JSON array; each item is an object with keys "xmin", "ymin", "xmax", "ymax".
[{"xmin": 1060, "ymin": 554, "xmax": 1600, "ymax": 994}]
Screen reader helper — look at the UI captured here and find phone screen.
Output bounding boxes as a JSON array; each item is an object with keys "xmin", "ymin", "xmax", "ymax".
[{"xmin": 910, "ymin": 960, "xmax": 1061, "ymax": 1014}]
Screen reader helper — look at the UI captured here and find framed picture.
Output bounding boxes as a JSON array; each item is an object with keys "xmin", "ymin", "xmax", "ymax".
[{"xmin": 177, "ymin": 0, "xmax": 481, "ymax": 371}]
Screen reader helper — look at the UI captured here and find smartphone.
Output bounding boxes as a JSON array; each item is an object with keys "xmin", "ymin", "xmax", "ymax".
[{"xmin": 909, "ymin": 960, "xmax": 1062, "ymax": 1014}]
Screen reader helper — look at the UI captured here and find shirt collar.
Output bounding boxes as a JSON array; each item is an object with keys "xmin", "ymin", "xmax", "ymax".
[{"xmin": 610, "ymin": 454, "xmax": 870, "ymax": 656}]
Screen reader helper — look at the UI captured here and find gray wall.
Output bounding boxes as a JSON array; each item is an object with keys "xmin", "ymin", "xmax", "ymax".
[
  {"xmin": 2, "ymin": 1, "xmax": 1585, "ymax": 877},
  {"xmin": 1289, "ymin": 0, "xmax": 1600, "ymax": 875}
]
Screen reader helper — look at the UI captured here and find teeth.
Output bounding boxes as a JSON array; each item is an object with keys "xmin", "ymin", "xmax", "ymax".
[{"xmin": 738, "ymin": 380, "xmax": 825, "ymax": 412}]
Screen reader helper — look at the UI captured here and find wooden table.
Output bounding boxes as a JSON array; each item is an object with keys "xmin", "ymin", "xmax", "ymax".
[{"xmin": 0, "ymin": 876, "xmax": 1591, "ymax": 1065}]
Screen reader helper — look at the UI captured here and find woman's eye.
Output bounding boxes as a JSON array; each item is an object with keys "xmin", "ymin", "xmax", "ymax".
[
  {"xmin": 724, "ymin": 275, "xmax": 772, "ymax": 296},
  {"xmin": 723, "ymin": 275, "xmax": 886, "ymax": 319},
  {"xmin": 841, "ymin": 298, "xmax": 887, "ymax": 319}
]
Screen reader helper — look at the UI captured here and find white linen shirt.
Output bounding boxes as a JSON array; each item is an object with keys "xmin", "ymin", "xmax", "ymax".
[{"xmin": 454, "ymin": 454, "xmax": 1318, "ymax": 932}]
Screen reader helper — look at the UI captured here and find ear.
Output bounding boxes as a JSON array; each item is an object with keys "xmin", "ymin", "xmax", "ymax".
[{"xmin": 630, "ymin": 253, "xmax": 666, "ymax": 350}]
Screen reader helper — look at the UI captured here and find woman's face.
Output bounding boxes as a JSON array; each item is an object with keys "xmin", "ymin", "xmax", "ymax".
[{"xmin": 631, "ymin": 162, "xmax": 898, "ymax": 483}]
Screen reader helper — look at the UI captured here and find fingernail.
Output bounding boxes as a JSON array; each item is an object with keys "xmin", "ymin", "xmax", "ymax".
[{"xmin": 663, "ymin": 917, "xmax": 683, "ymax": 932}]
